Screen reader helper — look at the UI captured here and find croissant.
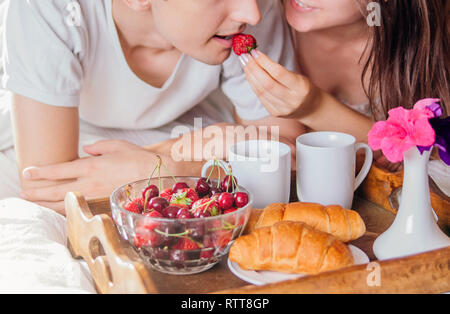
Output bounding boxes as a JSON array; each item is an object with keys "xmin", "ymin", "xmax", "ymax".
[
  {"xmin": 255, "ymin": 202, "xmax": 366, "ymax": 242},
  {"xmin": 229, "ymin": 221, "xmax": 354, "ymax": 274}
]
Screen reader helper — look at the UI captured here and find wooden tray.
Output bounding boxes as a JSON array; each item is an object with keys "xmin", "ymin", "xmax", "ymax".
[
  {"xmin": 359, "ymin": 164, "xmax": 450, "ymax": 231},
  {"xmin": 65, "ymin": 192, "xmax": 450, "ymax": 294}
]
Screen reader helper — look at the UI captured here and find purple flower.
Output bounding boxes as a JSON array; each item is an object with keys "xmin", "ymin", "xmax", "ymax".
[
  {"xmin": 416, "ymin": 99, "xmax": 450, "ymax": 165},
  {"xmin": 430, "ymin": 116, "xmax": 450, "ymax": 165}
]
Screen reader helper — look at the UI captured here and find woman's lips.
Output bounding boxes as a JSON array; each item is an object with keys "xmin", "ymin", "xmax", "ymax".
[{"xmin": 290, "ymin": 0, "xmax": 318, "ymax": 12}]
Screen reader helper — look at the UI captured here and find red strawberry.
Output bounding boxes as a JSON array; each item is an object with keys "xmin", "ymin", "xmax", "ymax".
[
  {"xmin": 223, "ymin": 207, "xmax": 238, "ymax": 215},
  {"xmin": 191, "ymin": 198, "xmax": 219, "ymax": 216},
  {"xmin": 213, "ymin": 230, "xmax": 233, "ymax": 249},
  {"xmin": 172, "ymin": 238, "xmax": 201, "ymax": 251},
  {"xmin": 170, "ymin": 188, "xmax": 199, "ymax": 207},
  {"xmin": 232, "ymin": 34, "xmax": 257, "ymax": 56},
  {"xmin": 133, "ymin": 228, "xmax": 163, "ymax": 249},
  {"xmin": 124, "ymin": 198, "xmax": 144, "ymax": 214},
  {"xmin": 160, "ymin": 188, "xmax": 173, "ymax": 202},
  {"xmin": 201, "ymin": 236, "xmax": 215, "ymax": 259},
  {"xmin": 136, "ymin": 210, "xmax": 163, "ymax": 231}
]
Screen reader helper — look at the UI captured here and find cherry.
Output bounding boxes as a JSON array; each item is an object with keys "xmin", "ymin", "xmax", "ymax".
[
  {"xmin": 200, "ymin": 249, "xmax": 214, "ymax": 260},
  {"xmin": 195, "ymin": 178, "xmax": 211, "ymax": 197},
  {"xmin": 170, "ymin": 250, "xmax": 186, "ymax": 267},
  {"xmin": 142, "ymin": 185, "xmax": 159, "ymax": 202},
  {"xmin": 172, "ymin": 182, "xmax": 189, "ymax": 193},
  {"xmin": 158, "ymin": 223, "xmax": 178, "ymax": 246},
  {"xmin": 177, "ymin": 208, "xmax": 194, "ymax": 219},
  {"xmin": 221, "ymin": 175, "xmax": 237, "ymax": 193},
  {"xmin": 194, "ymin": 210, "xmax": 212, "ymax": 219},
  {"xmin": 209, "ymin": 187, "xmax": 223, "ymax": 197},
  {"xmin": 218, "ymin": 193, "xmax": 234, "ymax": 211},
  {"xmin": 152, "ymin": 248, "xmax": 170, "ymax": 260},
  {"xmin": 147, "ymin": 197, "xmax": 169, "ymax": 213},
  {"xmin": 234, "ymin": 192, "xmax": 249, "ymax": 208},
  {"xmin": 189, "ymin": 222, "xmax": 205, "ymax": 240},
  {"xmin": 162, "ymin": 206, "xmax": 180, "ymax": 219}
]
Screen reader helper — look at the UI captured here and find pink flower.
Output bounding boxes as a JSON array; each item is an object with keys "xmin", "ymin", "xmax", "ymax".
[{"xmin": 368, "ymin": 104, "xmax": 436, "ymax": 163}]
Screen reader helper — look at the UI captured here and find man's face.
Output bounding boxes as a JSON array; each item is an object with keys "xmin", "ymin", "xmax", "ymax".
[{"xmin": 151, "ymin": 0, "xmax": 261, "ymax": 65}]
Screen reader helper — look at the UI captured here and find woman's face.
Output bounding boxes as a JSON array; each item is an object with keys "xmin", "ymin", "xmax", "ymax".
[
  {"xmin": 283, "ymin": 0, "xmax": 363, "ymax": 33},
  {"xmin": 151, "ymin": 0, "xmax": 261, "ymax": 65}
]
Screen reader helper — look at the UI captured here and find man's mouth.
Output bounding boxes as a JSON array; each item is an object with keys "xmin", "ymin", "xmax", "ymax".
[{"xmin": 214, "ymin": 34, "xmax": 237, "ymax": 41}]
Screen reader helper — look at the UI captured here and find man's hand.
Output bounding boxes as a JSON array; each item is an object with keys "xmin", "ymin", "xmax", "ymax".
[{"xmin": 20, "ymin": 140, "xmax": 164, "ymax": 214}]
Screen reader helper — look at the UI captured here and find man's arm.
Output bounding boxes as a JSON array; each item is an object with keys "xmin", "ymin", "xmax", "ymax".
[{"xmin": 11, "ymin": 94, "xmax": 80, "ymax": 190}]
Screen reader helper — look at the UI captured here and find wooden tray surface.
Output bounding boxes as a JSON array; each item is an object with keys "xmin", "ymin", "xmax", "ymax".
[{"xmin": 66, "ymin": 192, "xmax": 450, "ymax": 294}]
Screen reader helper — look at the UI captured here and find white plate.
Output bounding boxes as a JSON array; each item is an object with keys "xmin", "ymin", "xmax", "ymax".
[{"xmin": 228, "ymin": 245, "xmax": 370, "ymax": 286}]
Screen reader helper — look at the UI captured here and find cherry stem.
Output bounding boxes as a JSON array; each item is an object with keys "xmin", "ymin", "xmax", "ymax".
[
  {"xmin": 161, "ymin": 162, "xmax": 178, "ymax": 184},
  {"xmin": 157, "ymin": 158, "xmax": 162, "ymax": 197},
  {"xmin": 217, "ymin": 160, "xmax": 222, "ymax": 189},
  {"xmin": 146, "ymin": 164, "xmax": 159, "ymax": 187},
  {"xmin": 206, "ymin": 157, "xmax": 216, "ymax": 182},
  {"xmin": 231, "ymin": 173, "xmax": 238, "ymax": 193},
  {"xmin": 125, "ymin": 184, "xmax": 133, "ymax": 202},
  {"xmin": 154, "ymin": 229, "xmax": 190, "ymax": 238},
  {"xmin": 154, "ymin": 229, "xmax": 204, "ymax": 247},
  {"xmin": 144, "ymin": 164, "xmax": 159, "ymax": 211}
]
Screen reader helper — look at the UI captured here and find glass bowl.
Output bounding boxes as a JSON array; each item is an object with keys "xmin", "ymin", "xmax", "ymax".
[{"xmin": 110, "ymin": 176, "xmax": 253, "ymax": 275}]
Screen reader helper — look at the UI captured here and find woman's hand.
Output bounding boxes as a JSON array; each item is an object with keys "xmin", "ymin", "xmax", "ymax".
[
  {"xmin": 239, "ymin": 50, "xmax": 318, "ymax": 119},
  {"xmin": 239, "ymin": 50, "xmax": 375, "ymax": 144},
  {"xmin": 19, "ymin": 140, "xmax": 166, "ymax": 214}
]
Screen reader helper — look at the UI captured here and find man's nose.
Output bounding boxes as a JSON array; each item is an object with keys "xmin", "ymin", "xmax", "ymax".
[{"xmin": 229, "ymin": 0, "xmax": 262, "ymax": 26}]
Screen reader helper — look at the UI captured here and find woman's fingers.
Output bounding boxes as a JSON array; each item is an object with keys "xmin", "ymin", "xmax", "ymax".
[
  {"xmin": 250, "ymin": 50, "xmax": 298, "ymax": 88},
  {"xmin": 243, "ymin": 53, "xmax": 289, "ymax": 98},
  {"xmin": 243, "ymin": 61, "xmax": 293, "ymax": 116},
  {"xmin": 241, "ymin": 52, "xmax": 310, "ymax": 118}
]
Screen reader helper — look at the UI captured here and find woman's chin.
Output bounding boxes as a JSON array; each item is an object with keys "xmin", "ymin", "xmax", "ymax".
[{"xmin": 286, "ymin": 18, "xmax": 317, "ymax": 33}]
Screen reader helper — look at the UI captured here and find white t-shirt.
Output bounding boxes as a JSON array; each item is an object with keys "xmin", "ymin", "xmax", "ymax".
[{"xmin": 2, "ymin": 0, "xmax": 296, "ymax": 130}]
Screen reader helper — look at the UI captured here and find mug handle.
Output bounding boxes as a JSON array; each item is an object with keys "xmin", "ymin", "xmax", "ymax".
[
  {"xmin": 354, "ymin": 143, "xmax": 373, "ymax": 191},
  {"xmin": 201, "ymin": 159, "xmax": 230, "ymax": 178}
]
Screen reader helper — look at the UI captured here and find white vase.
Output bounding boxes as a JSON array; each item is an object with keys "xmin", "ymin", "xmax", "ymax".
[{"xmin": 373, "ymin": 147, "xmax": 450, "ymax": 260}]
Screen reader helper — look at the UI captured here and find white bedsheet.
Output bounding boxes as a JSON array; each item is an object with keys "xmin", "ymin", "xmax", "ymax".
[{"xmin": 0, "ymin": 198, "xmax": 96, "ymax": 293}]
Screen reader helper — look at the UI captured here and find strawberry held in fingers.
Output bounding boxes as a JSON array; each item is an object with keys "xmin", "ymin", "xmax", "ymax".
[{"xmin": 232, "ymin": 34, "xmax": 257, "ymax": 56}]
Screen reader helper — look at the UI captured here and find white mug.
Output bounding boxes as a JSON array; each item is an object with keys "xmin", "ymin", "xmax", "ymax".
[
  {"xmin": 296, "ymin": 132, "xmax": 373, "ymax": 209},
  {"xmin": 201, "ymin": 140, "xmax": 291, "ymax": 208}
]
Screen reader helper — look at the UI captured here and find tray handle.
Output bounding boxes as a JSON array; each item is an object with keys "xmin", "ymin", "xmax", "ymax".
[{"xmin": 65, "ymin": 192, "xmax": 157, "ymax": 294}]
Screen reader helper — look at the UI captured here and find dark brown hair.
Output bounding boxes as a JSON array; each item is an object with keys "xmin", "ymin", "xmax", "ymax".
[{"xmin": 362, "ymin": 0, "xmax": 449, "ymax": 120}]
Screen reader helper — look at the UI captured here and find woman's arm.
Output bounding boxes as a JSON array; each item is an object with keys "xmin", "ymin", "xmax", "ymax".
[
  {"xmin": 11, "ymin": 94, "xmax": 80, "ymax": 190},
  {"xmin": 240, "ymin": 50, "xmax": 374, "ymax": 143}
]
